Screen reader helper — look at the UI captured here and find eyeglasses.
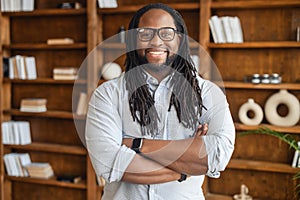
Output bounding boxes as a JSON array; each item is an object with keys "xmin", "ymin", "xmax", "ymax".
[{"xmin": 136, "ymin": 27, "xmax": 178, "ymax": 42}]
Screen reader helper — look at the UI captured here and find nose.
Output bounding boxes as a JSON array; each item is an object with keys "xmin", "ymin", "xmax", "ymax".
[{"xmin": 149, "ymin": 32, "xmax": 163, "ymax": 46}]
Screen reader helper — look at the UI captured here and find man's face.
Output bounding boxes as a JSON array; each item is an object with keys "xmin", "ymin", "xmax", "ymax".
[{"xmin": 136, "ymin": 9, "xmax": 181, "ymax": 68}]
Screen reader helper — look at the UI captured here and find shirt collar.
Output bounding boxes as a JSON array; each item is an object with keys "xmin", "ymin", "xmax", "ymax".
[{"xmin": 143, "ymin": 70, "xmax": 174, "ymax": 90}]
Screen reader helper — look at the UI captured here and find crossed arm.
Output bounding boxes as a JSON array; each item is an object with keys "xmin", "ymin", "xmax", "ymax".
[{"xmin": 121, "ymin": 124, "xmax": 209, "ymax": 184}]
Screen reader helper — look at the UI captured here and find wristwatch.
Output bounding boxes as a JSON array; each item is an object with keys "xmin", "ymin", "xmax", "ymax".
[
  {"xmin": 131, "ymin": 138, "xmax": 143, "ymax": 153},
  {"xmin": 178, "ymin": 173, "xmax": 187, "ymax": 182}
]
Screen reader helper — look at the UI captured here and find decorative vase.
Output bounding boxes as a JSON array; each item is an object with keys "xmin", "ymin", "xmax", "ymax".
[
  {"xmin": 238, "ymin": 98, "xmax": 264, "ymax": 126},
  {"xmin": 264, "ymin": 89, "xmax": 300, "ymax": 127}
]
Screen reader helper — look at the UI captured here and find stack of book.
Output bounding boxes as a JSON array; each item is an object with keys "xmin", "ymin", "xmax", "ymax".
[
  {"xmin": 209, "ymin": 15, "xmax": 244, "ymax": 43},
  {"xmin": 1, "ymin": 121, "xmax": 32, "ymax": 145},
  {"xmin": 25, "ymin": 162, "xmax": 54, "ymax": 179},
  {"xmin": 20, "ymin": 98, "xmax": 47, "ymax": 112},
  {"xmin": 53, "ymin": 67, "xmax": 78, "ymax": 80},
  {"xmin": 3, "ymin": 153, "xmax": 31, "ymax": 177},
  {"xmin": 4, "ymin": 55, "xmax": 37, "ymax": 80}
]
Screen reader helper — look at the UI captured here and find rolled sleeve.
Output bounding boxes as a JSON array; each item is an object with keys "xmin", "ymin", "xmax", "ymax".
[
  {"xmin": 85, "ymin": 82, "xmax": 135, "ymax": 183},
  {"xmin": 199, "ymin": 80, "xmax": 235, "ymax": 178}
]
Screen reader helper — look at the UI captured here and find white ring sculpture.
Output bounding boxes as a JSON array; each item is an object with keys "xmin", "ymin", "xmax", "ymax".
[
  {"xmin": 238, "ymin": 98, "xmax": 264, "ymax": 126},
  {"xmin": 264, "ymin": 89, "xmax": 300, "ymax": 127}
]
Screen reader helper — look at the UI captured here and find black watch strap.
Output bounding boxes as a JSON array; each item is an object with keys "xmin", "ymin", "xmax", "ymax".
[
  {"xmin": 178, "ymin": 173, "xmax": 187, "ymax": 182},
  {"xmin": 131, "ymin": 138, "xmax": 143, "ymax": 153}
]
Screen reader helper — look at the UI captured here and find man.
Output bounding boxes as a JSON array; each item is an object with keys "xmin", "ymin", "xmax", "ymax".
[{"xmin": 86, "ymin": 3, "xmax": 235, "ymax": 199}]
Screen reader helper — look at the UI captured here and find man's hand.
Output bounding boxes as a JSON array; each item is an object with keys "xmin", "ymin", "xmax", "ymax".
[{"xmin": 195, "ymin": 123, "xmax": 208, "ymax": 137}]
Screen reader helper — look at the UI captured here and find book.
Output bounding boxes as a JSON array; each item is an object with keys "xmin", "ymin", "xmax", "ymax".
[
  {"xmin": 25, "ymin": 162, "xmax": 54, "ymax": 179},
  {"xmin": 209, "ymin": 15, "xmax": 226, "ymax": 43},
  {"xmin": 292, "ymin": 141, "xmax": 300, "ymax": 167},
  {"xmin": 20, "ymin": 98, "xmax": 47, "ymax": 113},
  {"xmin": 53, "ymin": 67, "xmax": 78, "ymax": 75},
  {"xmin": 47, "ymin": 38, "xmax": 74, "ymax": 45},
  {"xmin": 1, "ymin": 0, "xmax": 34, "ymax": 12},
  {"xmin": 3, "ymin": 153, "xmax": 31, "ymax": 177},
  {"xmin": 220, "ymin": 16, "xmax": 233, "ymax": 43},
  {"xmin": 1, "ymin": 121, "xmax": 32, "ymax": 145},
  {"xmin": 53, "ymin": 67, "xmax": 78, "ymax": 80},
  {"xmin": 209, "ymin": 15, "xmax": 244, "ymax": 43},
  {"xmin": 7, "ymin": 55, "xmax": 37, "ymax": 79},
  {"xmin": 76, "ymin": 92, "xmax": 88, "ymax": 115},
  {"xmin": 24, "ymin": 56, "xmax": 37, "ymax": 79},
  {"xmin": 97, "ymin": 0, "xmax": 118, "ymax": 8},
  {"xmin": 3, "ymin": 57, "xmax": 9, "ymax": 78}
]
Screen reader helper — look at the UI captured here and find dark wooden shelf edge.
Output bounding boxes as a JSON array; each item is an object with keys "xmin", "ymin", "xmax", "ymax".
[
  {"xmin": 208, "ymin": 41, "xmax": 300, "ymax": 49},
  {"xmin": 98, "ymin": 41, "xmax": 199, "ymax": 50},
  {"xmin": 3, "ymin": 43, "xmax": 87, "ymax": 50},
  {"xmin": 98, "ymin": 2, "xmax": 199, "ymax": 14},
  {"xmin": 3, "ymin": 109, "xmax": 80, "ymax": 119},
  {"xmin": 212, "ymin": 0, "xmax": 300, "ymax": 9},
  {"xmin": 228, "ymin": 159, "xmax": 299, "ymax": 174},
  {"xmin": 235, "ymin": 122, "xmax": 300, "ymax": 134},
  {"xmin": 205, "ymin": 193, "xmax": 233, "ymax": 200},
  {"xmin": 2, "ymin": 8, "xmax": 86, "ymax": 16},
  {"xmin": 4, "ymin": 142, "xmax": 87, "ymax": 155},
  {"xmin": 3, "ymin": 77, "xmax": 86, "ymax": 85},
  {"xmin": 219, "ymin": 81, "xmax": 300, "ymax": 90},
  {"xmin": 5, "ymin": 176, "xmax": 87, "ymax": 189}
]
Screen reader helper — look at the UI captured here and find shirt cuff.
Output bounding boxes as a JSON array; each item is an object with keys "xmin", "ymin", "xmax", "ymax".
[{"xmin": 109, "ymin": 145, "xmax": 136, "ymax": 182}]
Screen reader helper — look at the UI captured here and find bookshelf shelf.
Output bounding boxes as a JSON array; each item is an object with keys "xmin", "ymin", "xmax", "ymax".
[
  {"xmin": 2, "ymin": 8, "xmax": 87, "ymax": 17},
  {"xmin": 98, "ymin": 41, "xmax": 200, "ymax": 50},
  {"xmin": 208, "ymin": 41, "xmax": 300, "ymax": 49},
  {"xmin": 98, "ymin": 2, "xmax": 199, "ymax": 14},
  {"xmin": 211, "ymin": 0, "xmax": 300, "ymax": 9},
  {"xmin": 3, "ymin": 43, "xmax": 87, "ymax": 50},
  {"xmin": 4, "ymin": 78, "xmax": 86, "ymax": 85},
  {"xmin": 6, "ymin": 176, "xmax": 87, "ymax": 189},
  {"xmin": 234, "ymin": 122, "xmax": 300, "ymax": 134},
  {"xmin": 4, "ymin": 109, "xmax": 76, "ymax": 119},
  {"xmin": 4, "ymin": 142, "xmax": 87, "ymax": 155},
  {"xmin": 228, "ymin": 159, "xmax": 300, "ymax": 174},
  {"xmin": 221, "ymin": 81, "xmax": 300, "ymax": 90}
]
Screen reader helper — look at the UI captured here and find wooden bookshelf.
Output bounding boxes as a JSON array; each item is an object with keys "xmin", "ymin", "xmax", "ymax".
[
  {"xmin": 0, "ymin": 0, "xmax": 100, "ymax": 200},
  {"xmin": 201, "ymin": 0, "xmax": 300, "ymax": 199}
]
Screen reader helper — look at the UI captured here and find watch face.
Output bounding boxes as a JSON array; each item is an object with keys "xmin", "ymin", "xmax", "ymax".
[{"xmin": 132, "ymin": 138, "xmax": 142, "ymax": 153}]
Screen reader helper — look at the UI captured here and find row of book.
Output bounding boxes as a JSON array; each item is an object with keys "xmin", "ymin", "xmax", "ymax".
[
  {"xmin": 1, "ymin": 0, "xmax": 34, "ymax": 12},
  {"xmin": 4, "ymin": 153, "xmax": 54, "ymax": 179},
  {"xmin": 209, "ymin": 15, "xmax": 244, "ymax": 43},
  {"xmin": 2, "ymin": 121, "xmax": 31, "ymax": 145},
  {"xmin": 3, "ymin": 55, "xmax": 37, "ymax": 80}
]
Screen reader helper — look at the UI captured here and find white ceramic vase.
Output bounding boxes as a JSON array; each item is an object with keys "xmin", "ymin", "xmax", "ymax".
[
  {"xmin": 264, "ymin": 89, "xmax": 300, "ymax": 127},
  {"xmin": 238, "ymin": 98, "xmax": 264, "ymax": 126}
]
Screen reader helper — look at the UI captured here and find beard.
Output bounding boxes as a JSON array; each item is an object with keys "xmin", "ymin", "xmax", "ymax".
[{"xmin": 137, "ymin": 50, "xmax": 177, "ymax": 73}]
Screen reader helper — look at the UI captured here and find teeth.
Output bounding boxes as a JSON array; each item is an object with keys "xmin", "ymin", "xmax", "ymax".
[{"xmin": 148, "ymin": 51, "xmax": 164, "ymax": 55}]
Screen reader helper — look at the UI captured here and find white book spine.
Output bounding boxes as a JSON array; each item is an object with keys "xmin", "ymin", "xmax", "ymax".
[
  {"xmin": 220, "ymin": 16, "xmax": 233, "ymax": 43},
  {"xmin": 25, "ymin": 56, "xmax": 37, "ymax": 79},
  {"xmin": 210, "ymin": 15, "xmax": 226, "ymax": 43},
  {"xmin": 292, "ymin": 141, "xmax": 300, "ymax": 167}
]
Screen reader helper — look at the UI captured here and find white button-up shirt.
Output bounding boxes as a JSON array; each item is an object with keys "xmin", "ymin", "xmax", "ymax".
[{"xmin": 86, "ymin": 72, "xmax": 235, "ymax": 200}]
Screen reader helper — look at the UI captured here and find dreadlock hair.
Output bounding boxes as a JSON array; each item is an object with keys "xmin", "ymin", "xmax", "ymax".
[{"xmin": 124, "ymin": 3, "xmax": 205, "ymax": 137}]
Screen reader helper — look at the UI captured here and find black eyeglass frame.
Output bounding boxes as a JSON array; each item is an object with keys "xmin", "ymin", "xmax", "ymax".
[{"xmin": 136, "ymin": 27, "xmax": 179, "ymax": 42}]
